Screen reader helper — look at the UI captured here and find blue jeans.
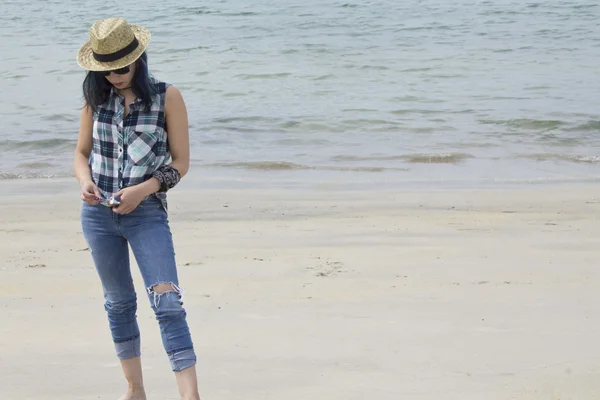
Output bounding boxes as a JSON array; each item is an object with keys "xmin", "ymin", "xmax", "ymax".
[{"xmin": 81, "ymin": 196, "xmax": 196, "ymax": 372}]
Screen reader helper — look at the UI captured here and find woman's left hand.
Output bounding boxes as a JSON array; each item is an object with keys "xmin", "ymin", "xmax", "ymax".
[{"xmin": 111, "ymin": 185, "xmax": 146, "ymax": 214}]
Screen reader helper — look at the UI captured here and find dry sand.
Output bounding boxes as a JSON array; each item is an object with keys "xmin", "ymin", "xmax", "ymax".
[{"xmin": 2, "ymin": 179, "xmax": 600, "ymax": 399}]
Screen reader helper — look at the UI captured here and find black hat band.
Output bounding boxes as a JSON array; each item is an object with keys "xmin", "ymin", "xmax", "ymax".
[{"xmin": 93, "ymin": 37, "xmax": 139, "ymax": 63}]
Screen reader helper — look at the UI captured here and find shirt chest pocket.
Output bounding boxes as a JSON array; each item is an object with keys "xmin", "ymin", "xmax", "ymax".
[{"xmin": 127, "ymin": 127, "xmax": 164, "ymax": 167}]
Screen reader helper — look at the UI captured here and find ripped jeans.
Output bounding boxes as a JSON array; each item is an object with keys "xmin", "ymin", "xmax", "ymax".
[{"xmin": 81, "ymin": 196, "xmax": 196, "ymax": 372}]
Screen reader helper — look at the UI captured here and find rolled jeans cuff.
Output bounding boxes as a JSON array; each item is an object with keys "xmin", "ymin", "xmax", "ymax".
[
  {"xmin": 169, "ymin": 347, "xmax": 197, "ymax": 372},
  {"xmin": 115, "ymin": 336, "xmax": 141, "ymax": 359}
]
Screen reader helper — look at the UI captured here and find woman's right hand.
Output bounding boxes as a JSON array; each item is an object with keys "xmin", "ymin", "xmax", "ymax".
[{"xmin": 80, "ymin": 180, "xmax": 102, "ymax": 205}]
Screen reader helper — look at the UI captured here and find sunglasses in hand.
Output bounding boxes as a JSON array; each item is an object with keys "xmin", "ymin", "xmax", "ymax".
[{"xmin": 96, "ymin": 196, "xmax": 121, "ymax": 207}]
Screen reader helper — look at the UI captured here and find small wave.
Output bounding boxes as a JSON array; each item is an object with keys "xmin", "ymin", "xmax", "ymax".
[
  {"xmin": 313, "ymin": 90, "xmax": 336, "ymax": 96},
  {"xmin": 390, "ymin": 95, "xmax": 421, "ymax": 102},
  {"xmin": 396, "ymin": 26, "xmax": 437, "ymax": 32},
  {"xmin": 275, "ymin": 121, "xmax": 344, "ymax": 133},
  {"xmin": 16, "ymin": 162, "xmax": 56, "ymax": 169},
  {"xmin": 332, "ymin": 152, "xmax": 474, "ymax": 164},
  {"xmin": 407, "ymin": 127, "xmax": 436, "ymax": 134},
  {"xmin": 427, "ymin": 73, "xmax": 468, "ymax": 78},
  {"xmin": 45, "ymin": 69, "xmax": 80, "ymax": 76},
  {"xmin": 0, "ymin": 171, "xmax": 71, "ymax": 180},
  {"xmin": 204, "ymin": 126, "xmax": 263, "ymax": 133},
  {"xmin": 400, "ymin": 67, "xmax": 434, "ymax": 72},
  {"xmin": 360, "ymin": 65, "xmax": 389, "ymax": 71},
  {"xmin": 213, "ymin": 116, "xmax": 280, "ymax": 124},
  {"xmin": 235, "ymin": 73, "xmax": 291, "ymax": 80},
  {"xmin": 203, "ymin": 161, "xmax": 408, "ymax": 172},
  {"xmin": 0, "ymin": 138, "xmax": 76, "ymax": 150},
  {"xmin": 332, "ymin": 155, "xmax": 406, "ymax": 162},
  {"xmin": 391, "ymin": 109, "xmax": 443, "ymax": 115},
  {"xmin": 342, "ymin": 119, "xmax": 401, "ymax": 126},
  {"xmin": 206, "ymin": 161, "xmax": 316, "ymax": 171},
  {"xmin": 402, "ymin": 153, "xmax": 474, "ymax": 164},
  {"xmin": 342, "ymin": 108, "xmax": 378, "ymax": 113},
  {"xmin": 482, "ymin": 9, "xmax": 521, "ymax": 16},
  {"xmin": 278, "ymin": 121, "xmax": 302, "ymax": 129},
  {"xmin": 324, "ymin": 166, "xmax": 407, "ymax": 172},
  {"xmin": 189, "ymin": 87, "xmax": 207, "ymax": 93},
  {"xmin": 274, "ymin": 138, "xmax": 334, "ymax": 146},
  {"xmin": 389, "ymin": 95, "xmax": 443, "ymax": 104},
  {"xmin": 565, "ymin": 120, "xmax": 600, "ymax": 132},
  {"xmin": 47, "ymin": 114, "xmax": 77, "ymax": 122},
  {"xmin": 156, "ymin": 46, "xmax": 210, "ymax": 55},
  {"xmin": 524, "ymin": 85, "xmax": 552, "ymax": 91},
  {"xmin": 220, "ymin": 11, "xmax": 259, "ymax": 17},
  {"xmin": 312, "ymin": 74, "xmax": 335, "ymax": 81},
  {"xmin": 518, "ymin": 153, "xmax": 600, "ymax": 164},
  {"xmin": 480, "ymin": 118, "xmax": 566, "ymax": 130},
  {"xmin": 174, "ymin": 6, "xmax": 216, "ymax": 15}
]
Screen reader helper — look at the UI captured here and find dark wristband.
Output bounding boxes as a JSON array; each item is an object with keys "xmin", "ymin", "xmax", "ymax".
[{"xmin": 152, "ymin": 165, "xmax": 181, "ymax": 192}]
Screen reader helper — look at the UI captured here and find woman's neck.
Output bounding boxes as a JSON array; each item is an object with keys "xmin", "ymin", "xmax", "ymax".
[{"xmin": 116, "ymin": 86, "xmax": 133, "ymax": 95}]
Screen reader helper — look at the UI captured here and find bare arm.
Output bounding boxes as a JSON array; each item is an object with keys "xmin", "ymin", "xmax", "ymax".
[
  {"xmin": 74, "ymin": 104, "xmax": 102, "ymax": 204},
  {"xmin": 73, "ymin": 103, "xmax": 94, "ymax": 185},
  {"xmin": 132, "ymin": 85, "xmax": 190, "ymax": 197},
  {"xmin": 164, "ymin": 85, "xmax": 190, "ymax": 177}
]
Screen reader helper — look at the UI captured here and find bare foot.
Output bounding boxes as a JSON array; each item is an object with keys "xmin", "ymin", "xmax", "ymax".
[{"xmin": 118, "ymin": 388, "xmax": 146, "ymax": 400}]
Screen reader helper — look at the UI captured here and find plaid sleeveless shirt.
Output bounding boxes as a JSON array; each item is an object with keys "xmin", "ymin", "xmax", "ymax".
[{"xmin": 89, "ymin": 77, "xmax": 172, "ymax": 211}]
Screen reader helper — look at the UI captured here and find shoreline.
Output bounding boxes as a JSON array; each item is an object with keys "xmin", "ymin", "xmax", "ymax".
[{"xmin": 3, "ymin": 172, "xmax": 600, "ymax": 197}]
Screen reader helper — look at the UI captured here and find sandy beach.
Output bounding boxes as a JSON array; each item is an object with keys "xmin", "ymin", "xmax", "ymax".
[{"xmin": 2, "ymin": 179, "xmax": 600, "ymax": 399}]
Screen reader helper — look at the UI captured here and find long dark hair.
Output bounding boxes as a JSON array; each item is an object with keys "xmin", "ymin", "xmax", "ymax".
[{"xmin": 82, "ymin": 52, "xmax": 158, "ymax": 112}]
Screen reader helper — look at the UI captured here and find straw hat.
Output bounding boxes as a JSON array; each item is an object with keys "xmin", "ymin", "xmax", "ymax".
[{"xmin": 77, "ymin": 18, "xmax": 150, "ymax": 71}]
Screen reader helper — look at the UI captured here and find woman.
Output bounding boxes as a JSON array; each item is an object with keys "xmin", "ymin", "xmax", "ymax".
[{"xmin": 73, "ymin": 18, "xmax": 200, "ymax": 400}]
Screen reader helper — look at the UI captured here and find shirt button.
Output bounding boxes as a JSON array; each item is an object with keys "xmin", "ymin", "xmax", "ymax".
[{"xmin": 119, "ymin": 147, "xmax": 122, "ymax": 153}]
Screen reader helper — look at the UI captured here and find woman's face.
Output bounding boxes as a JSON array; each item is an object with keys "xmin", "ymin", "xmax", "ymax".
[{"xmin": 103, "ymin": 62, "xmax": 136, "ymax": 89}]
